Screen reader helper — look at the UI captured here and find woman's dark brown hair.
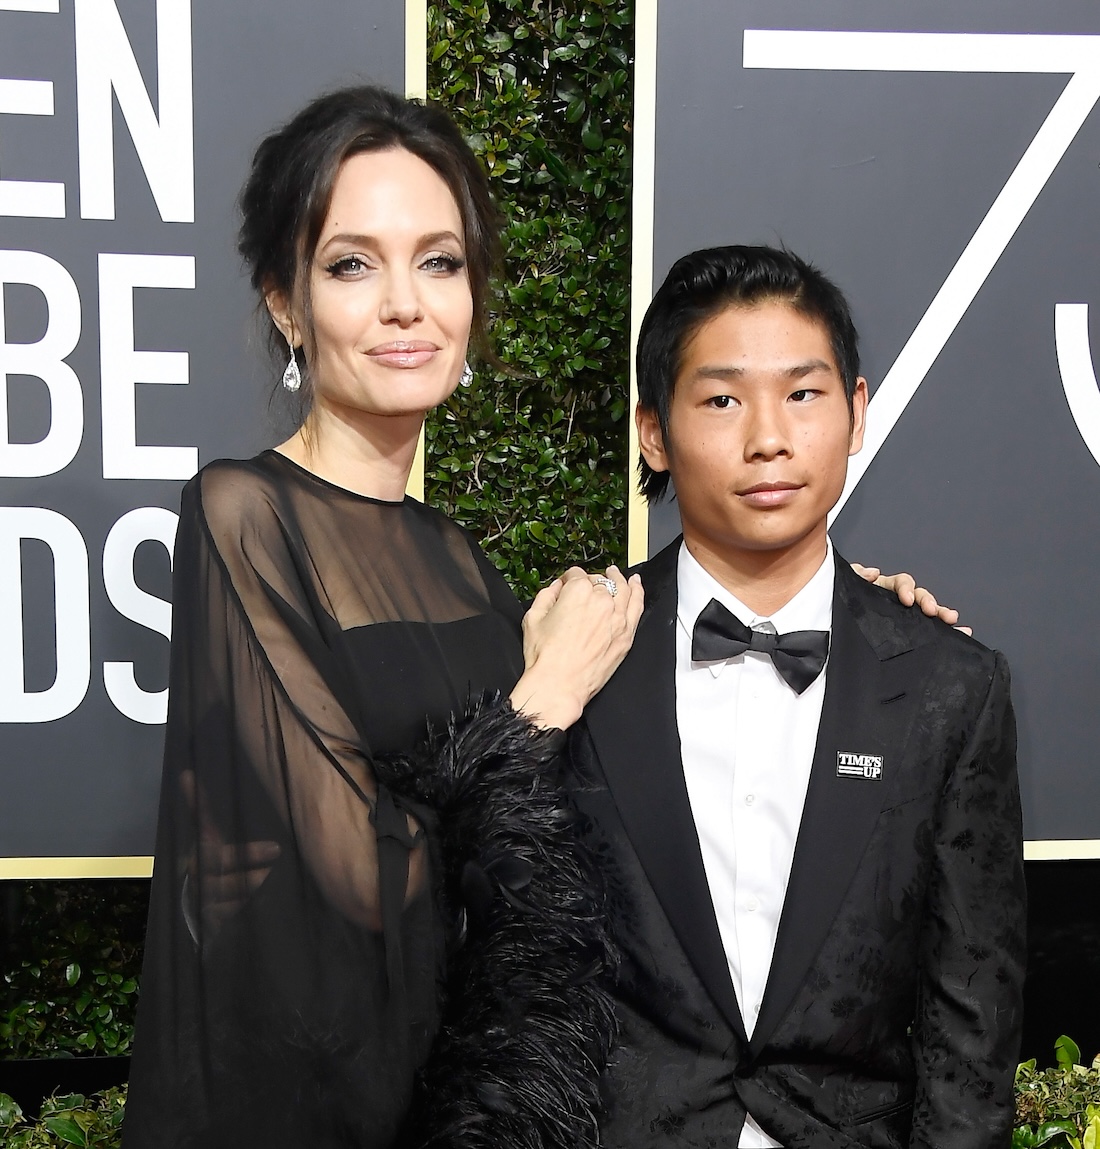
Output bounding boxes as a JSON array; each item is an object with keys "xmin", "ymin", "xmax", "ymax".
[{"xmin": 238, "ymin": 84, "xmax": 501, "ymax": 393}]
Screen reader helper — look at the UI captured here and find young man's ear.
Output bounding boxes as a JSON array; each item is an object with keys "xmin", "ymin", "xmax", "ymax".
[
  {"xmin": 848, "ymin": 377, "xmax": 869, "ymax": 456},
  {"xmin": 636, "ymin": 403, "xmax": 671, "ymax": 476}
]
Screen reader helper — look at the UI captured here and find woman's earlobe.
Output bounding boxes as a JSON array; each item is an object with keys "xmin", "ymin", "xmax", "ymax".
[{"xmin": 264, "ymin": 288, "xmax": 297, "ymax": 346}]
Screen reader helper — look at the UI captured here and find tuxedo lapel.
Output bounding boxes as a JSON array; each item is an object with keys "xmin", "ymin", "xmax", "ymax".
[
  {"xmin": 584, "ymin": 540, "xmax": 747, "ymax": 1042},
  {"xmin": 750, "ymin": 556, "xmax": 921, "ymax": 1056}
]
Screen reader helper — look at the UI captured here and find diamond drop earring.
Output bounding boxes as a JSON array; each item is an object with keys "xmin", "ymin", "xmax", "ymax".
[
  {"xmin": 459, "ymin": 360, "xmax": 473, "ymax": 388},
  {"xmin": 282, "ymin": 338, "xmax": 302, "ymax": 393}
]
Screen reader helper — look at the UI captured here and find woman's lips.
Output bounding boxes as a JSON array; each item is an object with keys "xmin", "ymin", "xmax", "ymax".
[
  {"xmin": 367, "ymin": 341, "xmax": 440, "ymax": 368},
  {"xmin": 737, "ymin": 482, "xmax": 803, "ymax": 508}
]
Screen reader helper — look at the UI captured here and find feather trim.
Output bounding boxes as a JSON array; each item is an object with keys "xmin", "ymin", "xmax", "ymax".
[{"xmin": 379, "ymin": 694, "xmax": 616, "ymax": 1149}]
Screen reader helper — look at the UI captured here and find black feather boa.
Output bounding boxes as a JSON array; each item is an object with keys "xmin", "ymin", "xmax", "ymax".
[{"xmin": 377, "ymin": 694, "xmax": 617, "ymax": 1149}]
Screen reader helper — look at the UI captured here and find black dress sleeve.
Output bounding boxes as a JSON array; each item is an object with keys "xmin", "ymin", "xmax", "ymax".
[
  {"xmin": 123, "ymin": 460, "xmax": 617, "ymax": 1149},
  {"xmin": 124, "ymin": 467, "xmax": 439, "ymax": 1149}
]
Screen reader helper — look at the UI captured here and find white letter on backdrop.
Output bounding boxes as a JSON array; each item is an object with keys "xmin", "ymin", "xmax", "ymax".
[
  {"xmin": 0, "ymin": 506, "xmax": 90, "ymax": 723},
  {"xmin": 99, "ymin": 253, "xmax": 197, "ymax": 480},
  {"xmin": 75, "ymin": 0, "xmax": 193, "ymax": 222},
  {"xmin": 0, "ymin": 249, "xmax": 82, "ymax": 477},
  {"xmin": 0, "ymin": 1, "xmax": 64, "ymax": 216},
  {"xmin": 0, "ymin": 65, "xmax": 65, "ymax": 217},
  {"xmin": 103, "ymin": 506, "xmax": 176, "ymax": 725}
]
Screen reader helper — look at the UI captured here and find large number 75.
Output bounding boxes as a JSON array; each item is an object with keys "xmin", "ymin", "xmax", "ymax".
[{"xmin": 743, "ymin": 31, "xmax": 1100, "ymax": 509}]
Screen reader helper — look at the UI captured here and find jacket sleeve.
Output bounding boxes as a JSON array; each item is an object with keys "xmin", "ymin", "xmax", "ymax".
[{"xmin": 910, "ymin": 650, "xmax": 1026, "ymax": 1149}]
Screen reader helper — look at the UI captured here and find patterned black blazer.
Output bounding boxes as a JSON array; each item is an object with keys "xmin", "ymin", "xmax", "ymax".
[{"xmin": 569, "ymin": 540, "xmax": 1026, "ymax": 1148}]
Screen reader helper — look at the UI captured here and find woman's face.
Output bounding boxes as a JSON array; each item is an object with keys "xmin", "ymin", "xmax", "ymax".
[{"xmin": 292, "ymin": 147, "xmax": 474, "ymax": 422}]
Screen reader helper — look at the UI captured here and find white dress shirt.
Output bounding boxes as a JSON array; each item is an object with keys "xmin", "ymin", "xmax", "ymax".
[{"xmin": 675, "ymin": 541, "xmax": 834, "ymax": 1149}]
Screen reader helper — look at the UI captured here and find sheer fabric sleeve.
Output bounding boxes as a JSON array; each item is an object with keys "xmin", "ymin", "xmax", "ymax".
[
  {"xmin": 184, "ymin": 464, "xmax": 427, "ymax": 930},
  {"xmin": 124, "ymin": 460, "xmax": 619, "ymax": 1149},
  {"xmin": 123, "ymin": 468, "xmax": 438, "ymax": 1149}
]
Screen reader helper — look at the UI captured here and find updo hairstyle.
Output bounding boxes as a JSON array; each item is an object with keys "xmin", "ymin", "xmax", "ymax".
[{"xmin": 238, "ymin": 85, "xmax": 501, "ymax": 391}]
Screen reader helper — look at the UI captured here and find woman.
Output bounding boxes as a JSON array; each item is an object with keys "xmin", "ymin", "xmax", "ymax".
[
  {"xmin": 123, "ymin": 85, "xmax": 952, "ymax": 1149},
  {"xmin": 123, "ymin": 84, "xmax": 644, "ymax": 1149}
]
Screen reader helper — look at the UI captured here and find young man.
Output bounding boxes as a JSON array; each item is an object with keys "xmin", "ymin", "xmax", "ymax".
[{"xmin": 570, "ymin": 246, "xmax": 1025, "ymax": 1148}]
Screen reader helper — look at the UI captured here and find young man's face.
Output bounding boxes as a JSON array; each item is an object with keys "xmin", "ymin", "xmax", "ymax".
[{"xmin": 638, "ymin": 300, "xmax": 868, "ymax": 570}]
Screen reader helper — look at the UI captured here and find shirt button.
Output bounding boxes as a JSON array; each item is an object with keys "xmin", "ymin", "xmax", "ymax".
[
  {"xmin": 754, "ymin": 1002, "xmax": 762, "ymax": 1015},
  {"xmin": 745, "ymin": 794, "xmax": 755, "ymax": 806},
  {"xmin": 746, "ymin": 896, "xmax": 759, "ymax": 912}
]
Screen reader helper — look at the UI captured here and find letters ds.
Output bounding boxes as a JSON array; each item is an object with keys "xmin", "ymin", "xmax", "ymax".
[{"xmin": 1, "ymin": 0, "xmax": 195, "ymax": 727}]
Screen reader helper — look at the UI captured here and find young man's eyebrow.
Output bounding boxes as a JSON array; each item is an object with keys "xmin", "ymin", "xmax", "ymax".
[
  {"xmin": 784, "ymin": 359, "xmax": 834, "ymax": 378},
  {"xmin": 691, "ymin": 359, "xmax": 834, "ymax": 381},
  {"xmin": 691, "ymin": 365, "xmax": 744, "ymax": 381}
]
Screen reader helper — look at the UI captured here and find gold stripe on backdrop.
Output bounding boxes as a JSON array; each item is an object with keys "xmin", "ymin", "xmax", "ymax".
[
  {"xmin": 627, "ymin": 0, "xmax": 658, "ymax": 565},
  {"xmin": 0, "ymin": 857, "xmax": 155, "ymax": 880},
  {"xmin": 405, "ymin": 0, "xmax": 429, "ymax": 501},
  {"xmin": 405, "ymin": 0, "xmax": 428, "ymax": 101},
  {"xmin": 2, "ymin": 841, "xmax": 1094, "ymax": 880},
  {"xmin": 1023, "ymin": 840, "xmax": 1100, "ymax": 861}
]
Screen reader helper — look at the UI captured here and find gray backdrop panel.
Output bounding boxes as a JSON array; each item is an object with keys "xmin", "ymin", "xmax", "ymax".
[
  {"xmin": 648, "ymin": 0, "xmax": 1100, "ymax": 841},
  {"xmin": 0, "ymin": 0, "xmax": 405, "ymax": 858}
]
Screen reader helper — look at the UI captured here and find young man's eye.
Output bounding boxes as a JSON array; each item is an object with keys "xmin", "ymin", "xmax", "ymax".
[
  {"xmin": 789, "ymin": 388, "xmax": 819, "ymax": 402},
  {"xmin": 707, "ymin": 394, "xmax": 737, "ymax": 409}
]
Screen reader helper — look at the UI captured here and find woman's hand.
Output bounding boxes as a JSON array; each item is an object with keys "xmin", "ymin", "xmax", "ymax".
[
  {"xmin": 511, "ymin": 565, "xmax": 644, "ymax": 730},
  {"xmin": 181, "ymin": 770, "xmax": 281, "ymax": 939},
  {"xmin": 851, "ymin": 563, "xmax": 973, "ymax": 636}
]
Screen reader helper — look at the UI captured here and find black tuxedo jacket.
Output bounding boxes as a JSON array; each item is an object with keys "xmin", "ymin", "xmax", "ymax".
[{"xmin": 569, "ymin": 541, "xmax": 1025, "ymax": 1148}]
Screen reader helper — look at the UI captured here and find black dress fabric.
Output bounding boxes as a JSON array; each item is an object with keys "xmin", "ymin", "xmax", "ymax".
[{"xmin": 122, "ymin": 451, "xmax": 615, "ymax": 1149}]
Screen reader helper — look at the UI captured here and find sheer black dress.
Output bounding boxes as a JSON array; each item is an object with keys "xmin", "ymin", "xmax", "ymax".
[{"xmin": 122, "ymin": 451, "xmax": 615, "ymax": 1149}]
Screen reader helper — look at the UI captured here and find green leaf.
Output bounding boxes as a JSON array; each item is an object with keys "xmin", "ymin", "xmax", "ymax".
[
  {"xmin": 45, "ymin": 1095, "xmax": 87, "ymax": 1113},
  {"xmin": 65, "ymin": 962, "xmax": 81, "ymax": 987},
  {"xmin": 1057, "ymin": 1036, "xmax": 1083, "ymax": 1068},
  {"xmin": 0, "ymin": 1092, "xmax": 24, "ymax": 1130},
  {"xmin": 44, "ymin": 1115, "xmax": 88, "ymax": 1146},
  {"xmin": 1034, "ymin": 1121, "xmax": 1080, "ymax": 1146}
]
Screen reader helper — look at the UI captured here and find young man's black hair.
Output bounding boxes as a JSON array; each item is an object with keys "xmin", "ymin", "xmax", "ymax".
[{"xmin": 636, "ymin": 245, "xmax": 861, "ymax": 502}]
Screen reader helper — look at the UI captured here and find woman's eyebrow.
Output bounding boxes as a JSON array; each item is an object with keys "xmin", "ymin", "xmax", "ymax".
[{"xmin": 319, "ymin": 230, "xmax": 464, "ymax": 250}]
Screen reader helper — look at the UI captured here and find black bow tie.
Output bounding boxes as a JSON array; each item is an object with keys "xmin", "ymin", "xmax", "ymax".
[{"xmin": 691, "ymin": 598, "xmax": 830, "ymax": 695}]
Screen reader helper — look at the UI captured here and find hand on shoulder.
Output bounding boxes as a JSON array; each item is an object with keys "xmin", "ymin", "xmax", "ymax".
[
  {"xmin": 851, "ymin": 562, "xmax": 972, "ymax": 636},
  {"xmin": 510, "ymin": 565, "xmax": 645, "ymax": 730}
]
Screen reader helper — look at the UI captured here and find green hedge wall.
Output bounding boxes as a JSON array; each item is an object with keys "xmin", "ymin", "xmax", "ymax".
[
  {"xmin": 426, "ymin": 0, "xmax": 633, "ymax": 595},
  {"xmin": 1, "ymin": 883, "xmax": 144, "ymax": 1059}
]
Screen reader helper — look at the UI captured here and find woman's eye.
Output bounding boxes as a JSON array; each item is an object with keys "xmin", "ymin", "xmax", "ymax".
[
  {"xmin": 326, "ymin": 255, "xmax": 367, "ymax": 277},
  {"xmin": 422, "ymin": 252, "xmax": 466, "ymax": 274}
]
